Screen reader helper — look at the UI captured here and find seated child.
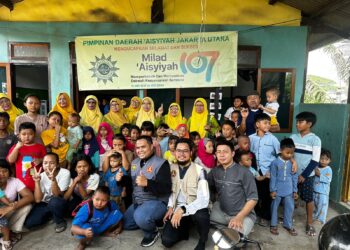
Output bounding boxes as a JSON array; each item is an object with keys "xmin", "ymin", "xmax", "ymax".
[
  {"xmin": 231, "ymin": 110, "xmax": 241, "ymax": 130},
  {"xmin": 102, "ymin": 153, "xmax": 128, "ymax": 211},
  {"xmin": 195, "ymin": 138, "xmax": 216, "ymax": 173},
  {"xmin": 156, "ymin": 123, "xmax": 171, "ymax": 156},
  {"xmin": 7, "ymin": 122, "xmax": 46, "ymax": 192},
  {"xmin": 163, "ymin": 135, "xmax": 179, "ymax": 164},
  {"xmin": 313, "ymin": 148, "xmax": 332, "ymax": 224},
  {"xmin": 97, "ymin": 123, "xmax": 113, "ymax": 171},
  {"xmin": 71, "ymin": 186, "xmax": 123, "ymax": 250},
  {"xmin": 270, "ymin": 138, "xmax": 298, "ymax": 236},
  {"xmin": 259, "ymin": 87, "xmax": 280, "ymax": 126},
  {"xmin": 236, "ymin": 150, "xmax": 266, "ymax": 181},
  {"xmin": 66, "ymin": 113, "xmax": 83, "ymax": 163},
  {"xmin": 0, "ymin": 112, "xmax": 17, "ymax": 161},
  {"xmin": 82, "ymin": 126, "xmax": 99, "ymax": 169},
  {"xmin": 24, "ymin": 152, "xmax": 70, "ymax": 233},
  {"xmin": 41, "ymin": 111, "xmax": 69, "ymax": 168},
  {"xmin": 120, "ymin": 123, "xmax": 131, "ymax": 139},
  {"xmin": 224, "ymin": 95, "xmax": 243, "ymax": 120}
]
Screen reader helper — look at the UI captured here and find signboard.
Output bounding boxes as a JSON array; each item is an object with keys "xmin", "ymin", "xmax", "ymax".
[{"xmin": 75, "ymin": 31, "xmax": 237, "ymax": 90}]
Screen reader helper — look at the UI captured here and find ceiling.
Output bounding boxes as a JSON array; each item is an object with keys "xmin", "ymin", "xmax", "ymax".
[{"xmin": 0, "ymin": 0, "xmax": 349, "ymax": 50}]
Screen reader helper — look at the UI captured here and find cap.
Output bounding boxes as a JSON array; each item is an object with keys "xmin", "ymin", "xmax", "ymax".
[{"xmin": 246, "ymin": 90, "xmax": 260, "ymax": 97}]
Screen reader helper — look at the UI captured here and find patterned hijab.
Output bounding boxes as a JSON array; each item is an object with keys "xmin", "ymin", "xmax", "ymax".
[
  {"xmin": 0, "ymin": 93, "xmax": 23, "ymax": 133},
  {"xmin": 79, "ymin": 95, "xmax": 103, "ymax": 133},
  {"xmin": 189, "ymin": 98, "xmax": 208, "ymax": 138},
  {"xmin": 135, "ymin": 97, "xmax": 155, "ymax": 128},
  {"xmin": 51, "ymin": 92, "xmax": 76, "ymax": 128}
]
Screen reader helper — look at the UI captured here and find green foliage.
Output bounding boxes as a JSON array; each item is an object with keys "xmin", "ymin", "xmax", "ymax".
[{"xmin": 304, "ymin": 75, "xmax": 335, "ymax": 103}]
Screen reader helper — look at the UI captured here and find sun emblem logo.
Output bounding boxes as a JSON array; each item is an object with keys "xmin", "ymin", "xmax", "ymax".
[{"xmin": 89, "ymin": 54, "xmax": 119, "ymax": 84}]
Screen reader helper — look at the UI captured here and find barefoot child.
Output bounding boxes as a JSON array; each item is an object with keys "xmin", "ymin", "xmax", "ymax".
[{"xmin": 71, "ymin": 186, "xmax": 123, "ymax": 250}]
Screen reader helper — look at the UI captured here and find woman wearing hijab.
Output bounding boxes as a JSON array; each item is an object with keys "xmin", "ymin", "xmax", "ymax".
[
  {"xmin": 187, "ymin": 98, "xmax": 220, "ymax": 138},
  {"xmin": 50, "ymin": 92, "xmax": 76, "ymax": 128},
  {"xmin": 79, "ymin": 95, "xmax": 103, "ymax": 133},
  {"xmin": 103, "ymin": 98, "xmax": 128, "ymax": 134},
  {"xmin": 124, "ymin": 96, "xmax": 142, "ymax": 123},
  {"xmin": 0, "ymin": 93, "xmax": 23, "ymax": 133},
  {"xmin": 163, "ymin": 103, "xmax": 187, "ymax": 130},
  {"xmin": 134, "ymin": 97, "xmax": 163, "ymax": 128}
]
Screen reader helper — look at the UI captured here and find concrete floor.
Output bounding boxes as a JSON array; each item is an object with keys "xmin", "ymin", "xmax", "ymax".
[{"xmin": 14, "ymin": 205, "xmax": 339, "ymax": 250}]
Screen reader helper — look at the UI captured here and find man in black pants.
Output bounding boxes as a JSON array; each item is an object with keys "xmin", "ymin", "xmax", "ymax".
[{"xmin": 161, "ymin": 138, "xmax": 210, "ymax": 250}]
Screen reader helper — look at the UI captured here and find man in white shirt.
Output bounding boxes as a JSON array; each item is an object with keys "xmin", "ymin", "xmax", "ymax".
[
  {"xmin": 161, "ymin": 138, "xmax": 210, "ymax": 250},
  {"xmin": 24, "ymin": 152, "xmax": 71, "ymax": 233}
]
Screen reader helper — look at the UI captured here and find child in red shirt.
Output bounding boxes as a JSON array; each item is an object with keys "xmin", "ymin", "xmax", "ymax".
[{"xmin": 7, "ymin": 122, "xmax": 46, "ymax": 191}]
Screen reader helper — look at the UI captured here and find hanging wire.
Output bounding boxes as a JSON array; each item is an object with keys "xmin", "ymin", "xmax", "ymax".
[{"xmin": 128, "ymin": 0, "xmax": 137, "ymax": 23}]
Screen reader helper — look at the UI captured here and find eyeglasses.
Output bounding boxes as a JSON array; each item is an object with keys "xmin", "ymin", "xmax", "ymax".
[{"xmin": 176, "ymin": 149, "xmax": 190, "ymax": 154}]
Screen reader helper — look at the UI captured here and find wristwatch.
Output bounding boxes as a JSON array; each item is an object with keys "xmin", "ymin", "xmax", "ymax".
[{"xmin": 180, "ymin": 206, "xmax": 186, "ymax": 213}]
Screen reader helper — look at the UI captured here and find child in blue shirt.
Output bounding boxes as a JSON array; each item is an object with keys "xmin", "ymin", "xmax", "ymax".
[
  {"xmin": 102, "ymin": 152, "xmax": 127, "ymax": 211},
  {"xmin": 313, "ymin": 148, "xmax": 332, "ymax": 224},
  {"xmin": 71, "ymin": 186, "xmax": 123, "ymax": 250},
  {"xmin": 290, "ymin": 111, "xmax": 321, "ymax": 236},
  {"xmin": 249, "ymin": 113, "xmax": 280, "ymax": 226},
  {"xmin": 270, "ymin": 138, "xmax": 298, "ymax": 236}
]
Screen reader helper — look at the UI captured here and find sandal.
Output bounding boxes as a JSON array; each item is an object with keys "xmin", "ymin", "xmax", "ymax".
[
  {"xmin": 10, "ymin": 233, "xmax": 22, "ymax": 245},
  {"xmin": 284, "ymin": 227, "xmax": 298, "ymax": 236},
  {"xmin": 305, "ymin": 224, "xmax": 316, "ymax": 236},
  {"xmin": 1, "ymin": 239, "xmax": 12, "ymax": 250},
  {"xmin": 270, "ymin": 226, "xmax": 279, "ymax": 235}
]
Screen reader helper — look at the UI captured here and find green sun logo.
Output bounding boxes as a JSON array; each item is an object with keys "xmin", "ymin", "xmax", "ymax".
[{"xmin": 89, "ymin": 54, "xmax": 119, "ymax": 84}]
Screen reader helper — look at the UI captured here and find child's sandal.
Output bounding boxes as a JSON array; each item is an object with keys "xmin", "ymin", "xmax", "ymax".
[
  {"xmin": 284, "ymin": 227, "xmax": 298, "ymax": 236},
  {"xmin": 270, "ymin": 226, "xmax": 279, "ymax": 235}
]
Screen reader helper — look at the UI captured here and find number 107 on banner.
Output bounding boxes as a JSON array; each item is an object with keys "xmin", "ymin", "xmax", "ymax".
[{"xmin": 180, "ymin": 51, "xmax": 219, "ymax": 82}]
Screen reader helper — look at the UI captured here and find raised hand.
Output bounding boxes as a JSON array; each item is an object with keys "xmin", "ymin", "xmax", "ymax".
[
  {"xmin": 136, "ymin": 172, "xmax": 147, "ymax": 187},
  {"xmin": 33, "ymin": 167, "xmax": 42, "ymax": 182},
  {"xmin": 157, "ymin": 104, "xmax": 164, "ymax": 116},
  {"xmin": 47, "ymin": 167, "xmax": 57, "ymax": 180},
  {"xmin": 115, "ymin": 168, "xmax": 123, "ymax": 182}
]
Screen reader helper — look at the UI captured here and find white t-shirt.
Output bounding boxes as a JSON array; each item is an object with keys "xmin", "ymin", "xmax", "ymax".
[
  {"xmin": 40, "ymin": 168, "xmax": 71, "ymax": 203},
  {"xmin": 4, "ymin": 177, "xmax": 26, "ymax": 202},
  {"xmin": 69, "ymin": 173, "xmax": 100, "ymax": 198},
  {"xmin": 264, "ymin": 102, "xmax": 279, "ymax": 116}
]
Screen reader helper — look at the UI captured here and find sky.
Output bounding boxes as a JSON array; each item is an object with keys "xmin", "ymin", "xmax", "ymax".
[{"xmin": 307, "ymin": 48, "xmax": 339, "ymax": 83}]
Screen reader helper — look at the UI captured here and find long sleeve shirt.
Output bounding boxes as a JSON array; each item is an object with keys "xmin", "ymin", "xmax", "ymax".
[
  {"xmin": 270, "ymin": 157, "xmax": 298, "ymax": 197},
  {"xmin": 314, "ymin": 166, "xmax": 332, "ymax": 195},
  {"xmin": 249, "ymin": 132, "xmax": 280, "ymax": 175}
]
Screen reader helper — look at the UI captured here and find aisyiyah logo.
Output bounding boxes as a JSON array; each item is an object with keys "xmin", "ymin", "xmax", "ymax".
[
  {"xmin": 89, "ymin": 54, "xmax": 119, "ymax": 84},
  {"xmin": 180, "ymin": 51, "xmax": 219, "ymax": 82}
]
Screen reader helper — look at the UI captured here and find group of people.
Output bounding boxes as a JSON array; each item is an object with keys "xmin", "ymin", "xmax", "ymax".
[{"xmin": 0, "ymin": 89, "xmax": 332, "ymax": 250}]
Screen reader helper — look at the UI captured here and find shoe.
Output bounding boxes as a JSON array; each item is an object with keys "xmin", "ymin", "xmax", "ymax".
[
  {"xmin": 194, "ymin": 241, "xmax": 205, "ymax": 250},
  {"xmin": 140, "ymin": 231, "xmax": 160, "ymax": 247},
  {"xmin": 55, "ymin": 221, "xmax": 67, "ymax": 233}
]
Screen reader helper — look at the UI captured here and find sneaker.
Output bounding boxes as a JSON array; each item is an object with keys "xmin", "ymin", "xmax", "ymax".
[
  {"xmin": 140, "ymin": 231, "xmax": 160, "ymax": 247},
  {"xmin": 55, "ymin": 221, "xmax": 67, "ymax": 233}
]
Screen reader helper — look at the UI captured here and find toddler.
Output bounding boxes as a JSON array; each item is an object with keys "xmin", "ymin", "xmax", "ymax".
[
  {"xmin": 236, "ymin": 150, "xmax": 266, "ymax": 181},
  {"xmin": 259, "ymin": 87, "xmax": 280, "ymax": 126},
  {"xmin": 66, "ymin": 113, "xmax": 83, "ymax": 163}
]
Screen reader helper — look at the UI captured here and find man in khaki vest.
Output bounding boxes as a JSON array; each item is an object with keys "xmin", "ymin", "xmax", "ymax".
[{"xmin": 161, "ymin": 138, "xmax": 210, "ymax": 250}]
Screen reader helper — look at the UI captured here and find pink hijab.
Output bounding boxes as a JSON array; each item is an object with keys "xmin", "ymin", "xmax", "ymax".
[
  {"xmin": 197, "ymin": 138, "xmax": 216, "ymax": 168},
  {"xmin": 97, "ymin": 122, "xmax": 114, "ymax": 154}
]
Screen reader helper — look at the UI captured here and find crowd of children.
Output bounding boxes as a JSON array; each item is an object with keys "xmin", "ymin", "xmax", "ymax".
[{"xmin": 0, "ymin": 92, "xmax": 334, "ymax": 250}]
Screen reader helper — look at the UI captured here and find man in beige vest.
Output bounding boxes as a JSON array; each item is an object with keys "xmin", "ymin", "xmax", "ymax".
[{"xmin": 161, "ymin": 138, "xmax": 210, "ymax": 250}]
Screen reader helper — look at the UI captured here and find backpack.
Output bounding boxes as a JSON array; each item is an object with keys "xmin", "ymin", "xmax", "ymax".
[{"xmin": 72, "ymin": 198, "xmax": 112, "ymax": 221}]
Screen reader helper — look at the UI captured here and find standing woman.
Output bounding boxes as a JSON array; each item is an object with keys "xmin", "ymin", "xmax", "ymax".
[
  {"xmin": 124, "ymin": 96, "xmax": 142, "ymax": 123},
  {"xmin": 79, "ymin": 95, "xmax": 103, "ymax": 133},
  {"xmin": 187, "ymin": 98, "xmax": 220, "ymax": 138},
  {"xmin": 0, "ymin": 93, "xmax": 23, "ymax": 133},
  {"xmin": 134, "ymin": 97, "xmax": 163, "ymax": 128},
  {"xmin": 50, "ymin": 92, "xmax": 76, "ymax": 128},
  {"xmin": 103, "ymin": 98, "xmax": 128, "ymax": 134},
  {"xmin": 14, "ymin": 94, "xmax": 48, "ymax": 144},
  {"xmin": 163, "ymin": 103, "xmax": 187, "ymax": 130}
]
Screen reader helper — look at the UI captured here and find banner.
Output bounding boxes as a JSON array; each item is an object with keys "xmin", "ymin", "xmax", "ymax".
[{"xmin": 75, "ymin": 31, "xmax": 237, "ymax": 90}]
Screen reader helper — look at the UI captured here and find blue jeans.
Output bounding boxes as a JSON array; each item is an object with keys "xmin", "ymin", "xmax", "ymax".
[
  {"xmin": 24, "ymin": 197, "xmax": 67, "ymax": 228},
  {"xmin": 270, "ymin": 194, "xmax": 294, "ymax": 229},
  {"xmin": 124, "ymin": 200, "xmax": 167, "ymax": 238}
]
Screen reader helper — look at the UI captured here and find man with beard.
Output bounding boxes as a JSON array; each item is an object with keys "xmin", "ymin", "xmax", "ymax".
[
  {"xmin": 123, "ymin": 135, "xmax": 171, "ymax": 247},
  {"xmin": 161, "ymin": 138, "xmax": 210, "ymax": 250}
]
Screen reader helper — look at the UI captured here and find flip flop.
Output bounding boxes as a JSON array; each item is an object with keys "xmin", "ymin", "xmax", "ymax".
[
  {"xmin": 270, "ymin": 226, "xmax": 279, "ymax": 235},
  {"xmin": 284, "ymin": 227, "xmax": 298, "ymax": 236}
]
